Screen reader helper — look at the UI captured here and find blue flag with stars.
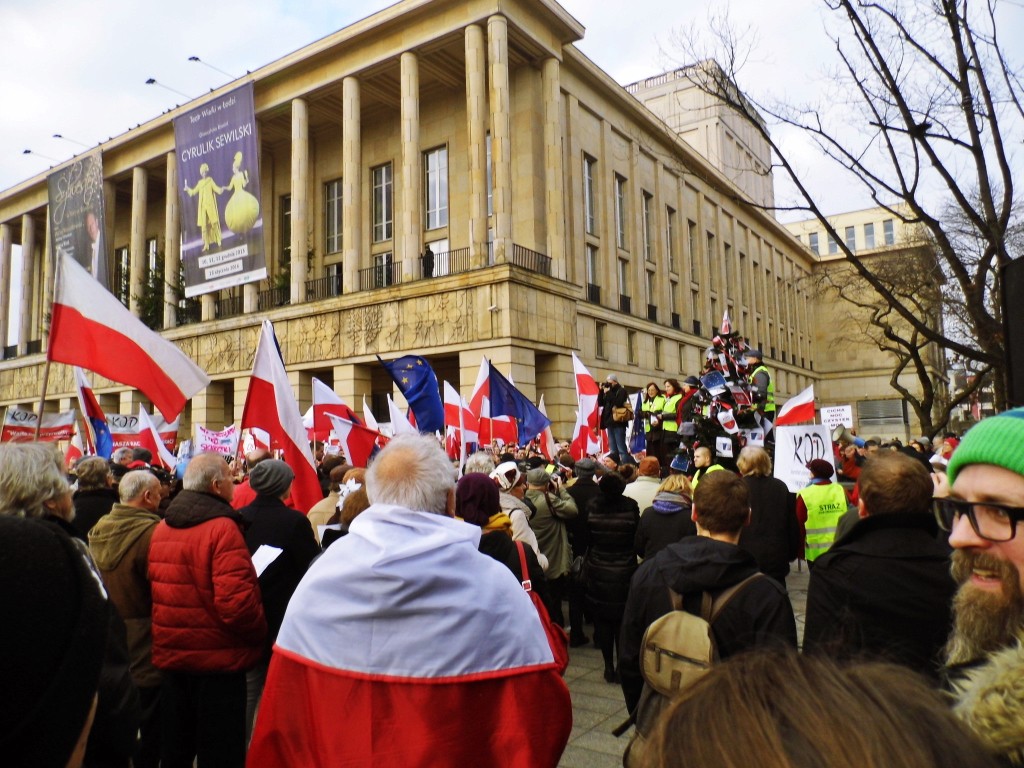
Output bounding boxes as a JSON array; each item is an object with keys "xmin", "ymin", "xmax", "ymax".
[{"xmin": 377, "ymin": 355, "xmax": 445, "ymax": 434}]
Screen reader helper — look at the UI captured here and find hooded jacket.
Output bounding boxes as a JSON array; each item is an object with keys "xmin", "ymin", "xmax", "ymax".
[
  {"xmin": 634, "ymin": 490, "xmax": 696, "ymax": 559},
  {"xmin": 88, "ymin": 503, "xmax": 162, "ymax": 688},
  {"xmin": 619, "ymin": 535, "xmax": 797, "ymax": 713},
  {"xmin": 949, "ymin": 633, "xmax": 1024, "ymax": 764},
  {"xmin": 148, "ymin": 490, "xmax": 266, "ymax": 673},
  {"xmin": 498, "ymin": 491, "xmax": 548, "ymax": 572}
]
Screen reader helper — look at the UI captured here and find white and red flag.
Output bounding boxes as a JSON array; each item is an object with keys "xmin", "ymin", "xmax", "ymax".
[
  {"xmin": 138, "ymin": 405, "xmax": 178, "ymax": 469},
  {"xmin": 73, "ymin": 367, "xmax": 113, "ymax": 458},
  {"xmin": 65, "ymin": 425, "xmax": 85, "ymax": 469},
  {"xmin": 48, "ymin": 252, "xmax": 210, "ymax": 421},
  {"xmin": 467, "ymin": 358, "xmax": 518, "ymax": 445},
  {"xmin": 325, "ymin": 413, "xmax": 381, "ymax": 469},
  {"xmin": 774, "ymin": 384, "xmax": 816, "ymax": 427},
  {"xmin": 569, "ymin": 352, "xmax": 601, "ymax": 460},
  {"xmin": 443, "ymin": 381, "xmax": 479, "ymax": 467},
  {"xmin": 302, "ymin": 378, "xmax": 360, "ymax": 440},
  {"xmin": 720, "ymin": 309, "xmax": 733, "ymax": 335},
  {"xmin": 240, "ymin": 320, "xmax": 322, "ymax": 514},
  {"xmin": 538, "ymin": 395, "xmax": 557, "ymax": 461},
  {"xmin": 387, "ymin": 394, "xmax": 418, "ymax": 437}
]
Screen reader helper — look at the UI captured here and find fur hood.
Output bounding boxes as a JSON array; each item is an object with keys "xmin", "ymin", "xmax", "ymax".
[{"xmin": 951, "ymin": 633, "xmax": 1024, "ymax": 764}]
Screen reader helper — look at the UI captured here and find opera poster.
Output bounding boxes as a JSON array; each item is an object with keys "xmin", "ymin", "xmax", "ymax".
[
  {"xmin": 174, "ymin": 82, "xmax": 266, "ymax": 297},
  {"xmin": 47, "ymin": 151, "xmax": 109, "ymax": 290}
]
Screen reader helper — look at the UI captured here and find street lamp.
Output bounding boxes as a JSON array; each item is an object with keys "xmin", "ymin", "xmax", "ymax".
[
  {"xmin": 52, "ymin": 133, "xmax": 90, "ymax": 149},
  {"xmin": 145, "ymin": 78, "xmax": 191, "ymax": 100},
  {"xmin": 22, "ymin": 149, "xmax": 58, "ymax": 162},
  {"xmin": 187, "ymin": 55, "xmax": 237, "ymax": 80}
]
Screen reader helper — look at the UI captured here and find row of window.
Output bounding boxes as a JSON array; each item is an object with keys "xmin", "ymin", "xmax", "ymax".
[{"xmin": 807, "ymin": 219, "xmax": 895, "ymax": 255}]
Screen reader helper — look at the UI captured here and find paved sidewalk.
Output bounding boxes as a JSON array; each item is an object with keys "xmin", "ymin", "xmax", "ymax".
[{"xmin": 559, "ymin": 564, "xmax": 809, "ymax": 767}]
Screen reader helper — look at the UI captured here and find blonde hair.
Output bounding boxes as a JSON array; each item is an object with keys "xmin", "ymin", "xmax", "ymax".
[
  {"xmin": 657, "ymin": 474, "xmax": 692, "ymax": 496},
  {"xmin": 737, "ymin": 446, "xmax": 772, "ymax": 477}
]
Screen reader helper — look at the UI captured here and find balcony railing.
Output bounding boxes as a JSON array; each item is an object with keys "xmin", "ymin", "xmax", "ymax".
[
  {"xmin": 647, "ymin": 304, "xmax": 658, "ymax": 322},
  {"xmin": 306, "ymin": 273, "xmax": 343, "ymax": 301},
  {"xmin": 510, "ymin": 244, "xmax": 552, "ymax": 276},
  {"xmin": 1, "ymin": 344, "xmax": 15, "ymax": 360},
  {"xmin": 587, "ymin": 283, "xmax": 601, "ymax": 304},
  {"xmin": 419, "ymin": 248, "xmax": 471, "ymax": 279},
  {"xmin": 216, "ymin": 295, "xmax": 243, "ymax": 319},
  {"xmin": 176, "ymin": 299, "xmax": 201, "ymax": 326},
  {"xmin": 257, "ymin": 286, "xmax": 289, "ymax": 311},
  {"xmin": 619, "ymin": 295, "xmax": 632, "ymax": 314},
  {"xmin": 358, "ymin": 263, "xmax": 402, "ymax": 291},
  {"xmin": 671, "ymin": 312, "xmax": 681, "ymax": 330}
]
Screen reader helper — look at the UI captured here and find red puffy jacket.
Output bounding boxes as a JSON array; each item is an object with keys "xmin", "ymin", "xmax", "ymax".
[{"xmin": 148, "ymin": 490, "xmax": 266, "ymax": 673}]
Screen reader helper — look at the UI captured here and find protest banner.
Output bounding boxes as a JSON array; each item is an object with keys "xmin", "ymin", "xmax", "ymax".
[
  {"xmin": 107, "ymin": 412, "xmax": 179, "ymax": 451},
  {"xmin": 820, "ymin": 405, "xmax": 854, "ymax": 432},
  {"xmin": 196, "ymin": 424, "xmax": 239, "ymax": 455},
  {"xmin": 773, "ymin": 424, "xmax": 835, "ymax": 493},
  {"xmin": 1, "ymin": 407, "xmax": 76, "ymax": 442}
]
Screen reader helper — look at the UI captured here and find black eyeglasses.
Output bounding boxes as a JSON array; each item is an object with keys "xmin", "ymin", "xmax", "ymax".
[{"xmin": 933, "ymin": 497, "xmax": 1024, "ymax": 542}]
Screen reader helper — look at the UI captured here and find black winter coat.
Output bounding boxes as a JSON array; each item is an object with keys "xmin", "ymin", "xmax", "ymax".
[
  {"xmin": 584, "ymin": 493, "xmax": 639, "ymax": 622},
  {"xmin": 598, "ymin": 383, "xmax": 628, "ymax": 429},
  {"xmin": 478, "ymin": 531, "xmax": 556, "ymax": 619},
  {"xmin": 619, "ymin": 536, "xmax": 797, "ymax": 713},
  {"xmin": 803, "ymin": 512, "xmax": 956, "ymax": 681},
  {"xmin": 72, "ymin": 487, "xmax": 120, "ymax": 538},
  {"xmin": 240, "ymin": 496, "xmax": 320, "ymax": 655},
  {"xmin": 566, "ymin": 478, "xmax": 601, "ymax": 557},
  {"xmin": 635, "ymin": 491, "xmax": 696, "ymax": 559},
  {"xmin": 737, "ymin": 475, "xmax": 799, "ymax": 585}
]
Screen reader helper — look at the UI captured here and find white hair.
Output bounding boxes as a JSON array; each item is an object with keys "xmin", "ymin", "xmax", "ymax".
[
  {"xmin": 464, "ymin": 451, "xmax": 496, "ymax": 476},
  {"xmin": 0, "ymin": 443, "xmax": 71, "ymax": 519},
  {"xmin": 183, "ymin": 453, "xmax": 229, "ymax": 493},
  {"xmin": 119, "ymin": 470, "xmax": 161, "ymax": 504},
  {"xmin": 366, "ymin": 434, "xmax": 455, "ymax": 515}
]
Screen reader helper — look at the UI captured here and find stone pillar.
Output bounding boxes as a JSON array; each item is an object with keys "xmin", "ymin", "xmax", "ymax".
[
  {"xmin": 190, "ymin": 385, "xmax": 225, "ymax": 434},
  {"xmin": 201, "ymin": 293, "xmax": 215, "ymax": 321},
  {"xmin": 465, "ymin": 24, "xmax": 488, "ymax": 268},
  {"xmin": 39, "ymin": 211, "xmax": 52, "ymax": 338},
  {"xmin": 103, "ymin": 179, "xmax": 116, "ymax": 286},
  {"xmin": 164, "ymin": 152, "xmax": 180, "ymax": 329},
  {"xmin": 0, "ymin": 222, "xmax": 11, "ymax": 349},
  {"xmin": 18, "ymin": 214, "xmax": 35, "ymax": 354},
  {"xmin": 129, "ymin": 167, "xmax": 147, "ymax": 315},
  {"xmin": 400, "ymin": 52, "xmax": 421, "ymax": 282},
  {"xmin": 290, "ymin": 97, "xmax": 309, "ymax": 304},
  {"xmin": 488, "ymin": 15, "xmax": 512, "ymax": 263},
  {"xmin": 342, "ymin": 77, "xmax": 362, "ymax": 293},
  {"xmin": 333, "ymin": 363, "xmax": 373, "ymax": 418},
  {"xmin": 542, "ymin": 57, "xmax": 566, "ymax": 280},
  {"xmin": 288, "ymin": 369, "xmax": 313, "ymax": 415},
  {"xmin": 119, "ymin": 390, "xmax": 147, "ymax": 417}
]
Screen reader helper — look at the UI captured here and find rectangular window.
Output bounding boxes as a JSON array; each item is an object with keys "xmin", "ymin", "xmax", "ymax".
[
  {"xmin": 424, "ymin": 147, "xmax": 448, "ymax": 230},
  {"xmin": 642, "ymin": 191, "xmax": 654, "ymax": 261},
  {"xmin": 666, "ymin": 206, "xmax": 677, "ymax": 272},
  {"xmin": 670, "ymin": 280, "xmax": 678, "ymax": 311},
  {"xmin": 646, "ymin": 270, "xmax": 656, "ymax": 304},
  {"xmin": 864, "ymin": 222, "xmax": 875, "ymax": 249},
  {"xmin": 615, "ymin": 175, "xmax": 628, "ymax": 249},
  {"xmin": 372, "ymin": 163, "xmax": 393, "ymax": 242},
  {"xmin": 373, "ymin": 252, "xmax": 395, "ymax": 288},
  {"xmin": 827, "ymin": 233, "xmax": 838, "ymax": 254},
  {"xmin": 687, "ymin": 220, "xmax": 698, "ymax": 282},
  {"xmin": 324, "ymin": 179, "xmax": 343, "ymax": 253},
  {"xmin": 115, "ymin": 246, "xmax": 130, "ymax": 307},
  {"xmin": 486, "ymin": 133, "xmax": 493, "ymax": 217},
  {"xmin": 146, "ymin": 237, "xmax": 158, "ymax": 274},
  {"xmin": 627, "ymin": 330, "xmax": 638, "ymax": 365},
  {"xmin": 808, "ymin": 232, "xmax": 819, "ymax": 254},
  {"xmin": 706, "ymin": 232, "xmax": 717, "ymax": 288},
  {"xmin": 618, "ymin": 258, "xmax": 629, "ymax": 297},
  {"xmin": 583, "ymin": 155, "xmax": 597, "ymax": 235},
  {"xmin": 845, "ymin": 225, "xmax": 856, "ymax": 251},
  {"xmin": 883, "ymin": 218, "xmax": 895, "ymax": 245},
  {"xmin": 586, "ymin": 244, "xmax": 598, "ymax": 286},
  {"xmin": 280, "ymin": 194, "xmax": 292, "ymax": 263},
  {"xmin": 654, "ymin": 337, "xmax": 663, "ymax": 370},
  {"xmin": 596, "ymin": 321, "xmax": 607, "ymax": 358}
]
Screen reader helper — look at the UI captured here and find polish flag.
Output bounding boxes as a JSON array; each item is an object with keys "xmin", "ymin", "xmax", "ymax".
[
  {"xmin": 774, "ymin": 384, "xmax": 816, "ymax": 427},
  {"xmin": 241, "ymin": 320, "xmax": 322, "ymax": 514},
  {"xmin": 570, "ymin": 352, "xmax": 601, "ymax": 460},
  {"xmin": 325, "ymin": 414, "xmax": 381, "ymax": 469},
  {"xmin": 138, "ymin": 405, "xmax": 177, "ymax": 469},
  {"xmin": 362, "ymin": 395, "xmax": 379, "ymax": 432},
  {"xmin": 73, "ymin": 367, "xmax": 113, "ymax": 458},
  {"xmin": 538, "ymin": 395, "xmax": 557, "ymax": 461},
  {"xmin": 387, "ymin": 395, "xmax": 418, "ymax": 436},
  {"xmin": 720, "ymin": 309, "xmax": 733, "ymax": 335},
  {"xmin": 443, "ymin": 381, "xmax": 479, "ymax": 442},
  {"xmin": 65, "ymin": 426, "xmax": 85, "ymax": 469},
  {"xmin": 48, "ymin": 252, "xmax": 210, "ymax": 421},
  {"xmin": 302, "ymin": 378, "xmax": 360, "ymax": 440}
]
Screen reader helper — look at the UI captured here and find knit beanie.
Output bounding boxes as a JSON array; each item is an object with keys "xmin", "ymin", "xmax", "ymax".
[
  {"xmin": 947, "ymin": 407, "xmax": 1024, "ymax": 484},
  {"xmin": 249, "ymin": 459, "xmax": 295, "ymax": 498},
  {"xmin": 0, "ymin": 517, "xmax": 109, "ymax": 768}
]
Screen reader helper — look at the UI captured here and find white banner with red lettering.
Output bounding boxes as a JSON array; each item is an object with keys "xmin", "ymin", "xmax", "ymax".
[
  {"xmin": 196, "ymin": 424, "xmax": 239, "ymax": 456},
  {"xmin": 1, "ymin": 407, "xmax": 76, "ymax": 442},
  {"xmin": 106, "ymin": 412, "xmax": 179, "ymax": 451}
]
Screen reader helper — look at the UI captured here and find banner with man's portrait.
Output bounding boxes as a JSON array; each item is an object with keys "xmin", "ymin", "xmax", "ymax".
[
  {"xmin": 174, "ymin": 82, "xmax": 267, "ymax": 297},
  {"xmin": 47, "ymin": 152, "xmax": 108, "ymax": 290}
]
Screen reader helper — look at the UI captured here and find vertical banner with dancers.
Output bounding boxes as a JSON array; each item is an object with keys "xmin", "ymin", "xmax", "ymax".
[
  {"xmin": 47, "ymin": 151, "xmax": 109, "ymax": 290},
  {"xmin": 173, "ymin": 82, "xmax": 266, "ymax": 297}
]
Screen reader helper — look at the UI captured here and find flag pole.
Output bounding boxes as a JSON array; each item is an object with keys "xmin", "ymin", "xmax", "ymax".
[{"xmin": 34, "ymin": 254, "xmax": 62, "ymax": 440}]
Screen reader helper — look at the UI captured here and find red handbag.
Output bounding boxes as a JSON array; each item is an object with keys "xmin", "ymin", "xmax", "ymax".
[{"xmin": 515, "ymin": 541, "xmax": 569, "ymax": 675}]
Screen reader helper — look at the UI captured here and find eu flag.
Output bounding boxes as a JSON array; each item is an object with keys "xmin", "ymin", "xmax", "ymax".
[
  {"xmin": 487, "ymin": 364, "xmax": 551, "ymax": 440},
  {"xmin": 377, "ymin": 355, "xmax": 445, "ymax": 434}
]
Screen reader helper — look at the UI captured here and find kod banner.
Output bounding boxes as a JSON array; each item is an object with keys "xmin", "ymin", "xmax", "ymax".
[
  {"xmin": 47, "ymin": 151, "xmax": 109, "ymax": 289},
  {"xmin": 174, "ymin": 82, "xmax": 266, "ymax": 297},
  {"xmin": 1, "ymin": 407, "xmax": 76, "ymax": 442},
  {"xmin": 106, "ymin": 412, "xmax": 179, "ymax": 450},
  {"xmin": 773, "ymin": 424, "xmax": 836, "ymax": 493}
]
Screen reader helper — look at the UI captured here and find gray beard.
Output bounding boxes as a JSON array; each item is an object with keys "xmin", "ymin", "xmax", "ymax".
[{"xmin": 945, "ymin": 550, "xmax": 1024, "ymax": 666}]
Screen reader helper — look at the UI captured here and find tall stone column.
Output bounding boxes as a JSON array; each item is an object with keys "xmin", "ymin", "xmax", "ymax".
[
  {"xmin": 291, "ymin": 98, "xmax": 309, "ymax": 304},
  {"xmin": 18, "ymin": 214, "xmax": 35, "ymax": 354},
  {"xmin": 542, "ymin": 57, "xmax": 566, "ymax": 279},
  {"xmin": 400, "ymin": 52, "xmax": 421, "ymax": 282},
  {"xmin": 0, "ymin": 222, "xmax": 11, "ymax": 350},
  {"xmin": 488, "ymin": 15, "xmax": 512, "ymax": 263},
  {"xmin": 39, "ymin": 211, "xmax": 52, "ymax": 337},
  {"xmin": 129, "ymin": 166, "xmax": 147, "ymax": 315},
  {"xmin": 103, "ymin": 179, "xmax": 116, "ymax": 286},
  {"xmin": 333, "ymin": 363, "xmax": 372, "ymax": 418},
  {"xmin": 342, "ymin": 77, "xmax": 362, "ymax": 293},
  {"xmin": 465, "ymin": 24, "xmax": 488, "ymax": 268},
  {"xmin": 164, "ymin": 152, "xmax": 181, "ymax": 328}
]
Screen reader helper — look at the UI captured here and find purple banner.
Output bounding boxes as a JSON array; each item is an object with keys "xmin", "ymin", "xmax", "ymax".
[
  {"xmin": 174, "ymin": 82, "xmax": 266, "ymax": 297},
  {"xmin": 47, "ymin": 152, "xmax": 108, "ymax": 289}
]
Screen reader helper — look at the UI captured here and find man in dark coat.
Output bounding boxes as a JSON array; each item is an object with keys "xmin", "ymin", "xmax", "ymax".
[
  {"xmin": 565, "ymin": 457, "xmax": 601, "ymax": 647},
  {"xmin": 238, "ymin": 459, "xmax": 320, "ymax": 740},
  {"xmin": 598, "ymin": 373, "xmax": 633, "ymax": 465},
  {"xmin": 619, "ymin": 470, "xmax": 797, "ymax": 715},
  {"xmin": 803, "ymin": 451, "xmax": 956, "ymax": 681}
]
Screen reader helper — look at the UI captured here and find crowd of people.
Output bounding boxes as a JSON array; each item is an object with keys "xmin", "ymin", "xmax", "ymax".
[{"xmin": 1, "ymin": 393, "xmax": 1023, "ymax": 766}]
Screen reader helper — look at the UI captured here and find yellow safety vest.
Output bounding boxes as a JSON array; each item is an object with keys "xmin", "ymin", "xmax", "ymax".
[
  {"xmin": 691, "ymin": 464, "xmax": 724, "ymax": 490},
  {"xmin": 662, "ymin": 394, "xmax": 682, "ymax": 433},
  {"xmin": 798, "ymin": 482, "xmax": 848, "ymax": 561},
  {"xmin": 751, "ymin": 364, "xmax": 775, "ymax": 414},
  {"xmin": 642, "ymin": 395, "xmax": 666, "ymax": 433}
]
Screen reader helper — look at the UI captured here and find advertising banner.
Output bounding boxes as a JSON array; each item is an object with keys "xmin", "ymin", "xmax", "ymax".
[
  {"xmin": 196, "ymin": 424, "xmax": 239, "ymax": 455},
  {"xmin": 174, "ymin": 82, "xmax": 266, "ymax": 297},
  {"xmin": 773, "ymin": 424, "xmax": 836, "ymax": 493},
  {"xmin": 47, "ymin": 152, "xmax": 108, "ymax": 289},
  {"xmin": 106, "ymin": 412, "xmax": 179, "ymax": 451},
  {"xmin": 1, "ymin": 407, "xmax": 76, "ymax": 442}
]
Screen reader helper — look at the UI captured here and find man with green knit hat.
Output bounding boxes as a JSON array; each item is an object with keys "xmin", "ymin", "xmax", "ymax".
[{"xmin": 937, "ymin": 408, "xmax": 1024, "ymax": 765}]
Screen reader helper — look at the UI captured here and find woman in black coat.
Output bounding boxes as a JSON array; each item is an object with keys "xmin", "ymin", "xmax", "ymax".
[
  {"xmin": 736, "ymin": 446, "xmax": 799, "ymax": 587},
  {"xmin": 584, "ymin": 472, "xmax": 640, "ymax": 682}
]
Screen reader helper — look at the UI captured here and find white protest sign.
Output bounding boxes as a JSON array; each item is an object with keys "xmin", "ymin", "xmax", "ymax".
[
  {"xmin": 773, "ymin": 425, "xmax": 835, "ymax": 493},
  {"xmin": 820, "ymin": 405, "xmax": 853, "ymax": 432},
  {"xmin": 741, "ymin": 428, "xmax": 765, "ymax": 446},
  {"xmin": 715, "ymin": 436, "xmax": 734, "ymax": 458}
]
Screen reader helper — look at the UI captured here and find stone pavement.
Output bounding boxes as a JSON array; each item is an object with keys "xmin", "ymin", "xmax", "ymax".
[{"xmin": 558, "ymin": 563, "xmax": 810, "ymax": 768}]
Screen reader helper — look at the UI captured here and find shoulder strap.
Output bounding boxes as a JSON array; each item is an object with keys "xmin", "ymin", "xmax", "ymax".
[
  {"xmin": 514, "ymin": 540, "xmax": 532, "ymax": 593},
  {"xmin": 708, "ymin": 572, "xmax": 766, "ymax": 624}
]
